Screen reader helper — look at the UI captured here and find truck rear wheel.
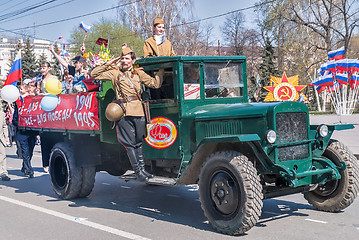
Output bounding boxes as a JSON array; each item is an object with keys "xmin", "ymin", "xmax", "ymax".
[
  {"xmin": 199, "ymin": 151, "xmax": 263, "ymax": 235},
  {"xmin": 304, "ymin": 140, "xmax": 359, "ymax": 212},
  {"xmin": 49, "ymin": 142, "xmax": 83, "ymax": 199},
  {"xmin": 79, "ymin": 166, "xmax": 96, "ymax": 198}
]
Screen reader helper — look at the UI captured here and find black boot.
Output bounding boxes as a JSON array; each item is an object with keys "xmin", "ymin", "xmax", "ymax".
[
  {"xmin": 127, "ymin": 148, "xmax": 148, "ymax": 182},
  {"xmin": 137, "ymin": 146, "xmax": 153, "ymax": 178}
]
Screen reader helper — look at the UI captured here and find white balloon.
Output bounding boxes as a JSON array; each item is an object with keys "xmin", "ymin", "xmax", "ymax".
[
  {"xmin": 1, "ymin": 85, "xmax": 20, "ymax": 103},
  {"xmin": 40, "ymin": 95, "xmax": 58, "ymax": 111}
]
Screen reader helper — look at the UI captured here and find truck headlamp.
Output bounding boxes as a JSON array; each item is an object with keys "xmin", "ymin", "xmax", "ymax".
[
  {"xmin": 265, "ymin": 130, "xmax": 276, "ymax": 144},
  {"xmin": 317, "ymin": 124, "xmax": 329, "ymax": 138}
]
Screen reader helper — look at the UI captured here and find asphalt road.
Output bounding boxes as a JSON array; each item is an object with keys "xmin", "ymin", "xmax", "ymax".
[{"xmin": 0, "ymin": 114, "xmax": 358, "ymax": 240}]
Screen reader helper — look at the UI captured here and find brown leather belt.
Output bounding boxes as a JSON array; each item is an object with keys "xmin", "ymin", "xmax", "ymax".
[{"xmin": 114, "ymin": 95, "xmax": 139, "ymax": 104}]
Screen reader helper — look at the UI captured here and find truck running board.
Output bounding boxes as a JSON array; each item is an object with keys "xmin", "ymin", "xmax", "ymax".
[{"xmin": 119, "ymin": 172, "xmax": 177, "ymax": 186}]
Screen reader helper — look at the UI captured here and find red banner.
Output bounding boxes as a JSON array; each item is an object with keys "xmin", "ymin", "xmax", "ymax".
[
  {"xmin": 19, "ymin": 92, "xmax": 100, "ymax": 130},
  {"xmin": 95, "ymin": 38, "xmax": 109, "ymax": 47}
]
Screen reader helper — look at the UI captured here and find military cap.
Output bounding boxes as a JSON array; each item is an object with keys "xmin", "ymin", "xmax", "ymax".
[
  {"xmin": 121, "ymin": 47, "xmax": 134, "ymax": 56},
  {"xmin": 72, "ymin": 55, "xmax": 85, "ymax": 63},
  {"xmin": 153, "ymin": 17, "xmax": 165, "ymax": 26}
]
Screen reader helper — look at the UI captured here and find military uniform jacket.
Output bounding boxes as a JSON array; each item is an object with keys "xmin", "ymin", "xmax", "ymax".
[
  {"xmin": 143, "ymin": 37, "xmax": 176, "ymax": 58},
  {"xmin": 91, "ymin": 64, "xmax": 163, "ymax": 117}
]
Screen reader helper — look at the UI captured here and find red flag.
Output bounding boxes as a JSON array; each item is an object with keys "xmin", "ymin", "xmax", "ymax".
[{"xmin": 95, "ymin": 38, "xmax": 109, "ymax": 47}]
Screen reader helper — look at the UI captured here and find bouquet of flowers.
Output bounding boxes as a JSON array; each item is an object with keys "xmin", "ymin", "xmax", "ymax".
[{"xmin": 89, "ymin": 44, "xmax": 118, "ymax": 69}]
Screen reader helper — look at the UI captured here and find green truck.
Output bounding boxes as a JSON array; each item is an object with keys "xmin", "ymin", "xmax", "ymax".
[{"xmin": 19, "ymin": 56, "xmax": 359, "ymax": 235}]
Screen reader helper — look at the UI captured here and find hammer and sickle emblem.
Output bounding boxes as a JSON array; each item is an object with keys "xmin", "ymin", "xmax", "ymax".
[{"xmin": 279, "ymin": 87, "xmax": 291, "ymax": 99}]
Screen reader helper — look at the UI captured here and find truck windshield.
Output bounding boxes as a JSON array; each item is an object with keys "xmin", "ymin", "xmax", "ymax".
[{"xmin": 204, "ymin": 62, "xmax": 243, "ymax": 98}]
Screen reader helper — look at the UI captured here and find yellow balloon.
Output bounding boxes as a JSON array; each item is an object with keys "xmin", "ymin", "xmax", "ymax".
[{"xmin": 45, "ymin": 78, "xmax": 62, "ymax": 95}]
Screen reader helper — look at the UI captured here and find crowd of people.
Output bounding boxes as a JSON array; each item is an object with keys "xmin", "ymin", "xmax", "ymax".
[{"xmin": 1, "ymin": 17, "xmax": 175, "ymax": 182}]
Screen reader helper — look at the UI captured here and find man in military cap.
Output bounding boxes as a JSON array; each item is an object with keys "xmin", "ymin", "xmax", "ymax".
[
  {"xmin": 143, "ymin": 17, "xmax": 176, "ymax": 58},
  {"xmin": 91, "ymin": 47, "xmax": 164, "ymax": 181}
]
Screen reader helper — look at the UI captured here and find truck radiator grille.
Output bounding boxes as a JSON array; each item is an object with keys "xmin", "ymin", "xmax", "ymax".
[
  {"xmin": 275, "ymin": 112, "xmax": 309, "ymax": 161},
  {"xmin": 204, "ymin": 121, "xmax": 241, "ymax": 137}
]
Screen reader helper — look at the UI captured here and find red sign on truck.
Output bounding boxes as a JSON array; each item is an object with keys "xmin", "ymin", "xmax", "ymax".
[{"xmin": 18, "ymin": 92, "xmax": 99, "ymax": 130}]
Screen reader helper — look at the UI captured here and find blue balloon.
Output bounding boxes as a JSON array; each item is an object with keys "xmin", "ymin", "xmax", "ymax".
[{"xmin": 40, "ymin": 95, "xmax": 58, "ymax": 111}]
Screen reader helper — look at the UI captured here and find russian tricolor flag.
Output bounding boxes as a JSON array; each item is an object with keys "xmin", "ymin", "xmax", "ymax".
[
  {"xmin": 4, "ymin": 51, "xmax": 22, "ymax": 86},
  {"xmin": 328, "ymin": 46, "xmax": 345, "ymax": 60},
  {"xmin": 335, "ymin": 73, "xmax": 348, "ymax": 85},
  {"xmin": 79, "ymin": 21, "xmax": 91, "ymax": 34}
]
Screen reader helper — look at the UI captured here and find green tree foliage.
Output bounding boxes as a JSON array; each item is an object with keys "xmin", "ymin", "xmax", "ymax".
[
  {"xmin": 259, "ymin": 38, "xmax": 279, "ymax": 96},
  {"xmin": 50, "ymin": 44, "xmax": 62, "ymax": 78},
  {"xmin": 69, "ymin": 18, "xmax": 144, "ymax": 59},
  {"xmin": 22, "ymin": 39, "xmax": 37, "ymax": 80},
  {"xmin": 36, "ymin": 52, "xmax": 47, "ymax": 76}
]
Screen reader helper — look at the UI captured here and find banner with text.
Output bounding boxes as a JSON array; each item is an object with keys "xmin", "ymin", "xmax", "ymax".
[{"xmin": 19, "ymin": 92, "xmax": 99, "ymax": 130}]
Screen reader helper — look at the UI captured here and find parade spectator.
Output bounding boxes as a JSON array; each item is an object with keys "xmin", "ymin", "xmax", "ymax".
[
  {"xmin": 91, "ymin": 47, "xmax": 164, "ymax": 181},
  {"xmin": 36, "ymin": 62, "xmax": 58, "ymax": 95},
  {"xmin": 12, "ymin": 83, "xmax": 38, "ymax": 178},
  {"xmin": 5, "ymin": 104, "xmax": 15, "ymax": 147},
  {"xmin": 61, "ymin": 70, "xmax": 74, "ymax": 94},
  {"xmin": 0, "ymin": 107, "xmax": 10, "ymax": 181},
  {"xmin": 49, "ymin": 45, "xmax": 87, "ymax": 87},
  {"xmin": 143, "ymin": 17, "xmax": 176, "ymax": 58}
]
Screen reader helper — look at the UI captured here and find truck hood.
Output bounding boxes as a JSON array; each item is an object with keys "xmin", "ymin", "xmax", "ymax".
[{"xmin": 182, "ymin": 101, "xmax": 305, "ymax": 120}]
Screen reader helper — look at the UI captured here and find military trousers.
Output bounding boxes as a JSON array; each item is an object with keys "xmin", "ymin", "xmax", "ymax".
[{"xmin": 116, "ymin": 116, "xmax": 146, "ymax": 152}]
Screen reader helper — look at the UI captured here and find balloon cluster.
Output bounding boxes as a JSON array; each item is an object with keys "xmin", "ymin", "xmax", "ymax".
[{"xmin": 40, "ymin": 77, "xmax": 62, "ymax": 111}]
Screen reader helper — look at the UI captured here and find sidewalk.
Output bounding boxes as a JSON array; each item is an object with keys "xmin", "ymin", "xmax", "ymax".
[{"xmin": 310, "ymin": 114, "xmax": 359, "ymax": 155}]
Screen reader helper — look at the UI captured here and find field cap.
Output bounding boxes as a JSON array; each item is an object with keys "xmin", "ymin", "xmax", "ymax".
[
  {"xmin": 153, "ymin": 17, "xmax": 165, "ymax": 26},
  {"xmin": 121, "ymin": 47, "xmax": 133, "ymax": 56}
]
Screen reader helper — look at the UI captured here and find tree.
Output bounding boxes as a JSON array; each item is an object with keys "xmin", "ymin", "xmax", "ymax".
[
  {"xmin": 51, "ymin": 44, "xmax": 62, "ymax": 78},
  {"xmin": 22, "ymin": 39, "xmax": 37, "ymax": 80},
  {"xmin": 259, "ymin": 38, "xmax": 279, "ymax": 97},
  {"xmin": 69, "ymin": 18, "xmax": 144, "ymax": 58},
  {"xmin": 223, "ymin": 12, "xmax": 246, "ymax": 55},
  {"xmin": 117, "ymin": 0, "xmax": 200, "ymax": 55},
  {"xmin": 36, "ymin": 52, "xmax": 47, "ymax": 76}
]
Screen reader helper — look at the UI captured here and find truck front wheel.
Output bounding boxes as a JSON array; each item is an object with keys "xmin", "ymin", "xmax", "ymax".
[
  {"xmin": 304, "ymin": 140, "xmax": 359, "ymax": 212},
  {"xmin": 49, "ymin": 142, "xmax": 83, "ymax": 199},
  {"xmin": 199, "ymin": 151, "xmax": 263, "ymax": 235}
]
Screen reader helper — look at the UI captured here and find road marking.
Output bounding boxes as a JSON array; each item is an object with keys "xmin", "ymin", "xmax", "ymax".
[
  {"xmin": 102, "ymin": 183, "xmax": 110, "ymax": 186},
  {"xmin": 305, "ymin": 218, "xmax": 327, "ymax": 224},
  {"xmin": 121, "ymin": 186, "xmax": 131, "ymax": 189},
  {"xmin": 0, "ymin": 195, "xmax": 151, "ymax": 240}
]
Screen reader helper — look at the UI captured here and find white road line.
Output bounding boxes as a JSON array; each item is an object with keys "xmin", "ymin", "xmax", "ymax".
[
  {"xmin": 121, "ymin": 186, "xmax": 131, "ymax": 189},
  {"xmin": 102, "ymin": 183, "xmax": 110, "ymax": 185},
  {"xmin": 305, "ymin": 218, "xmax": 328, "ymax": 224},
  {"xmin": 0, "ymin": 195, "xmax": 150, "ymax": 240}
]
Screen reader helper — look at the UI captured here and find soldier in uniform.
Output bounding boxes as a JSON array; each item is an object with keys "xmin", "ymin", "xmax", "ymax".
[
  {"xmin": 91, "ymin": 47, "xmax": 164, "ymax": 181},
  {"xmin": 143, "ymin": 17, "xmax": 176, "ymax": 58}
]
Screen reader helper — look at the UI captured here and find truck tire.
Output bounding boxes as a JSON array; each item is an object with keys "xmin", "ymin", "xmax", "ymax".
[
  {"xmin": 78, "ymin": 166, "xmax": 96, "ymax": 198},
  {"xmin": 199, "ymin": 151, "xmax": 263, "ymax": 235},
  {"xmin": 49, "ymin": 142, "xmax": 83, "ymax": 199},
  {"xmin": 304, "ymin": 140, "xmax": 359, "ymax": 212}
]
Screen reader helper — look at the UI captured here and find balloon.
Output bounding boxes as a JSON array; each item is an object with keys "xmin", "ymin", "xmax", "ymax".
[
  {"xmin": 1, "ymin": 85, "xmax": 20, "ymax": 103},
  {"xmin": 40, "ymin": 95, "xmax": 58, "ymax": 111},
  {"xmin": 45, "ymin": 78, "xmax": 62, "ymax": 95}
]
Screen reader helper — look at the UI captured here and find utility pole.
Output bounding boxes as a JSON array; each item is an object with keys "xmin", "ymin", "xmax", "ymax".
[{"xmin": 218, "ymin": 40, "xmax": 221, "ymax": 56}]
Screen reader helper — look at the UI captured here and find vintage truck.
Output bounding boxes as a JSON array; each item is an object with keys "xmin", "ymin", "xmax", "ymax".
[{"xmin": 18, "ymin": 56, "xmax": 359, "ymax": 235}]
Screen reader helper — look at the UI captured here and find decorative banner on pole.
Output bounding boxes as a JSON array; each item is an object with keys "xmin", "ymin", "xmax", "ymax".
[
  {"xmin": 18, "ymin": 92, "xmax": 99, "ymax": 130},
  {"xmin": 96, "ymin": 38, "xmax": 109, "ymax": 47},
  {"xmin": 263, "ymin": 72, "xmax": 307, "ymax": 102}
]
